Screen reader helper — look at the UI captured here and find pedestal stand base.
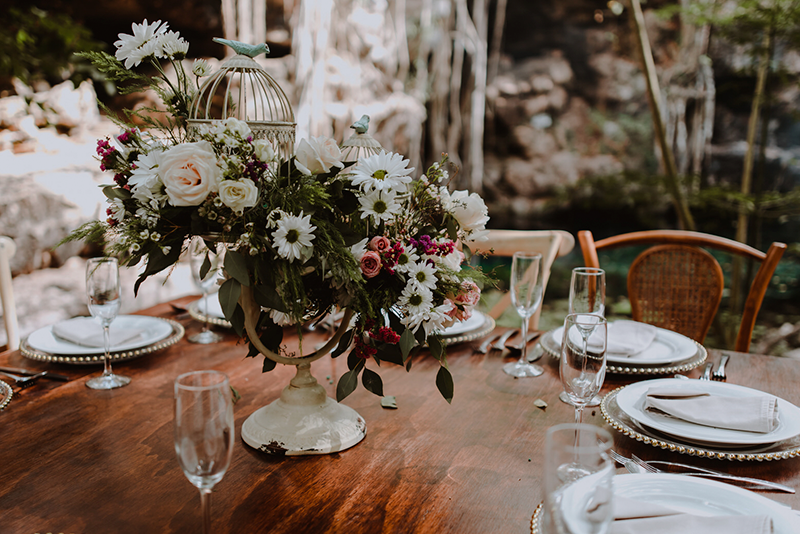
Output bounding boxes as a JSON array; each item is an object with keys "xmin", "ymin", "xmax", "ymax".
[{"xmin": 241, "ymin": 396, "xmax": 366, "ymax": 456}]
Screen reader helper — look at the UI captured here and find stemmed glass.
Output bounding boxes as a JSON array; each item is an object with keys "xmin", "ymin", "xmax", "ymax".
[
  {"xmin": 85, "ymin": 257, "xmax": 130, "ymax": 390},
  {"xmin": 189, "ymin": 238, "xmax": 224, "ymax": 344},
  {"xmin": 174, "ymin": 370, "xmax": 234, "ymax": 534},
  {"xmin": 503, "ymin": 252, "xmax": 545, "ymax": 377},
  {"xmin": 560, "ymin": 313, "xmax": 607, "ymax": 424},
  {"xmin": 560, "ymin": 267, "xmax": 605, "ymax": 406}
]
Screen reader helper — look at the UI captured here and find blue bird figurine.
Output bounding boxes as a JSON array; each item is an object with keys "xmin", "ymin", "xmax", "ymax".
[
  {"xmin": 350, "ymin": 115, "xmax": 370, "ymax": 134},
  {"xmin": 213, "ymin": 38, "xmax": 270, "ymax": 58}
]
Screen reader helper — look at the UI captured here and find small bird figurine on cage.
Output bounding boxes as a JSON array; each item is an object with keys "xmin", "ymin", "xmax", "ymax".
[
  {"xmin": 350, "ymin": 115, "xmax": 370, "ymax": 134},
  {"xmin": 213, "ymin": 38, "xmax": 270, "ymax": 58},
  {"xmin": 340, "ymin": 114, "xmax": 382, "ymax": 162}
]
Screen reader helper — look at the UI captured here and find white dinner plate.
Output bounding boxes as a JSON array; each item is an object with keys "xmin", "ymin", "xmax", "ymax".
[
  {"xmin": 26, "ymin": 315, "xmax": 174, "ymax": 355},
  {"xmin": 616, "ymin": 378, "xmax": 800, "ymax": 446},
  {"xmin": 612, "ymin": 473, "xmax": 800, "ymax": 533},
  {"xmin": 550, "ymin": 323, "xmax": 697, "ymax": 365},
  {"xmin": 190, "ymin": 295, "xmax": 225, "ymax": 319},
  {"xmin": 439, "ymin": 310, "xmax": 487, "ymax": 337}
]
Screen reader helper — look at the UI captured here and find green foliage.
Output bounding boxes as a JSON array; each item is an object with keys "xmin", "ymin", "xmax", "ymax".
[{"xmin": 0, "ymin": 6, "xmax": 104, "ymax": 87}]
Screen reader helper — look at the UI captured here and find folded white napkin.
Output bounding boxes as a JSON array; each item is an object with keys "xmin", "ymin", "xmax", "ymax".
[
  {"xmin": 587, "ymin": 320, "xmax": 657, "ymax": 358},
  {"xmin": 52, "ymin": 317, "xmax": 145, "ymax": 348},
  {"xmin": 645, "ymin": 385, "xmax": 780, "ymax": 434},
  {"xmin": 611, "ymin": 496, "xmax": 772, "ymax": 534}
]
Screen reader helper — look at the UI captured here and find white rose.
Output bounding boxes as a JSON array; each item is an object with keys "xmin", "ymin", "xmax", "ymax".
[
  {"xmin": 160, "ymin": 140, "xmax": 222, "ymax": 206},
  {"xmin": 447, "ymin": 190, "xmax": 490, "ymax": 242},
  {"xmin": 295, "ymin": 136, "xmax": 344, "ymax": 175},
  {"xmin": 218, "ymin": 179, "xmax": 258, "ymax": 214},
  {"xmin": 222, "ymin": 117, "xmax": 251, "ymax": 138},
  {"xmin": 252, "ymin": 139, "xmax": 276, "ymax": 163}
]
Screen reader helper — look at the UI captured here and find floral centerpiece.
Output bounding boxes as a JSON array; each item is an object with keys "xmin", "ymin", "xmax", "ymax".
[{"xmin": 68, "ymin": 20, "xmax": 492, "ymax": 410}]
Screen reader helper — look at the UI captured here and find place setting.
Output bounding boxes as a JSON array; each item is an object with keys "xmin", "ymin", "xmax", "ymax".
[{"xmin": 19, "ymin": 257, "xmax": 184, "ymax": 372}]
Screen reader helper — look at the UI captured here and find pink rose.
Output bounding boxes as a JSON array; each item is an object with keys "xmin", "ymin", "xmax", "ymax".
[
  {"xmin": 455, "ymin": 280, "xmax": 481, "ymax": 307},
  {"xmin": 360, "ymin": 251, "xmax": 382, "ymax": 278},
  {"xmin": 369, "ymin": 236, "xmax": 391, "ymax": 252},
  {"xmin": 160, "ymin": 140, "xmax": 221, "ymax": 206},
  {"xmin": 444, "ymin": 298, "xmax": 473, "ymax": 322}
]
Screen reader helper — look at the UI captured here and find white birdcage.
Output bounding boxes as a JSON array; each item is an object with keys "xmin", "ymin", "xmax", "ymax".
[
  {"xmin": 339, "ymin": 128, "xmax": 383, "ymax": 162},
  {"xmin": 188, "ymin": 54, "xmax": 295, "ymax": 163}
]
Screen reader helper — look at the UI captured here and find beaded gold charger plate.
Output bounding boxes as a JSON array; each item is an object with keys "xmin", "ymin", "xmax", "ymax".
[
  {"xmin": 601, "ymin": 385, "xmax": 800, "ymax": 461},
  {"xmin": 530, "ymin": 502, "xmax": 544, "ymax": 534},
  {"xmin": 20, "ymin": 318, "xmax": 184, "ymax": 365},
  {"xmin": 0, "ymin": 380, "xmax": 12, "ymax": 411},
  {"xmin": 540, "ymin": 328, "xmax": 707, "ymax": 375},
  {"xmin": 440, "ymin": 311, "xmax": 496, "ymax": 346}
]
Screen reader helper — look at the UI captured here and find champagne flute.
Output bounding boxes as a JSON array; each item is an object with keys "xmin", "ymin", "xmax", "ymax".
[
  {"xmin": 543, "ymin": 423, "xmax": 614, "ymax": 534},
  {"xmin": 503, "ymin": 252, "xmax": 545, "ymax": 378},
  {"xmin": 560, "ymin": 313, "xmax": 607, "ymax": 424},
  {"xmin": 560, "ymin": 268, "xmax": 605, "ymax": 407},
  {"xmin": 85, "ymin": 257, "xmax": 130, "ymax": 390},
  {"xmin": 189, "ymin": 238, "xmax": 224, "ymax": 344},
  {"xmin": 174, "ymin": 370, "xmax": 234, "ymax": 534}
]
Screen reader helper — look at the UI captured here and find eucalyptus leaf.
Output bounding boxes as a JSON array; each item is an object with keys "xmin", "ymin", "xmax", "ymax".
[
  {"xmin": 231, "ymin": 304, "xmax": 245, "ymax": 337},
  {"xmin": 262, "ymin": 356, "xmax": 277, "ymax": 373},
  {"xmin": 332, "ymin": 329, "xmax": 355, "ymax": 358},
  {"xmin": 376, "ymin": 343, "xmax": 403, "ymax": 366},
  {"xmin": 428, "ymin": 335, "xmax": 444, "ymax": 360},
  {"xmin": 253, "ymin": 285, "xmax": 287, "ymax": 312},
  {"xmin": 199, "ymin": 253, "xmax": 211, "ymax": 281},
  {"xmin": 399, "ymin": 328, "xmax": 414, "ymax": 361},
  {"xmin": 446, "ymin": 216, "xmax": 458, "ymax": 242},
  {"xmin": 380, "ymin": 396, "xmax": 398, "ymax": 409},
  {"xmin": 436, "ymin": 366, "xmax": 454, "ymax": 403},
  {"xmin": 218, "ymin": 278, "xmax": 241, "ymax": 321},
  {"xmin": 336, "ymin": 368, "xmax": 360, "ymax": 402},
  {"xmin": 224, "ymin": 249, "xmax": 251, "ymax": 287},
  {"xmin": 134, "ymin": 242, "xmax": 183, "ymax": 296},
  {"xmin": 361, "ymin": 368, "xmax": 384, "ymax": 396}
]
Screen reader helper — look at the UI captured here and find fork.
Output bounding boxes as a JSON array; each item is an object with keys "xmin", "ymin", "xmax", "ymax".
[
  {"xmin": 607, "ymin": 449, "xmax": 647, "ymax": 473},
  {"xmin": 699, "ymin": 362, "xmax": 713, "ymax": 380},
  {"xmin": 630, "ymin": 454, "xmax": 795, "ymax": 493},
  {"xmin": 712, "ymin": 354, "xmax": 729, "ymax": 382},
  {"xmin": 492, "ymin": 329, "xmax": 518, "ymax": 351},
  {"xmin": 0, "ymin": 371, "xmax": 48, "ymax": 388}
]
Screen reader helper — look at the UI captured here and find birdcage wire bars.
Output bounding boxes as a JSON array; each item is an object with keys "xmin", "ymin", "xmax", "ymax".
[{"xmin": 188, "ymin": 55, "xmax": 296, "ymax": 163}]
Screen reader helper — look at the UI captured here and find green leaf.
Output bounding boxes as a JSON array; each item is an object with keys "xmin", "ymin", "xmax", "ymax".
[
  {"xmin": 414, "ymin": 326, "xmax": 426, "ymax": 345},
  {"xmin": 262, "ymin": 356, "xmax": 276, "ymax": 373},
  {"xmin": 336, "ymin": 368, "xmax": 360, "ymax": 402},
  {"xmin": 253, "ymin": 285, "xmax": 287, "ymax": 312},
  {"xmin": 428, "ymin": 335, "xmax": 444, "ymax": 360},
  {"xmin": 199, "ymin": 253, "xmax": 211, "ymax": 281},
  {"xmin": 361, "ymin": 368, "xmax": 384, "ymax": 396},
  {"xmin": 332, "ymin": 329, "xmax": 355, "ymax": 358},
  {"xmin": 102, "ymin": 185, "xmax": 131, "ymax": 200},
  {"xmin": 134, "ymin": 242, "xmax": 183, "ymax": 296},
  {"xmin": 380, "ymin": 396, "xmax": 398, "ymax": 409},
  {"xmin": 436, "ymin": 366, "xmax": 454, "ymax": 403},
  {"xmin": 376, "ymin": 343, "xmax": 403, "ymax": 366},
  {"xmin": 347, "ymin": 350, "xmax": 362, "ymax": 371},
  {"xmin": 446, "ymin": 215, "xmax": 458, "ymax": 242},
  {"xmin": 462, "ymin": 243, "xmax": 472, "ymax": 261},
  {"xmin": 231, "ymin": 304, "xmax": 245, "ymax": 337},
  {"xmin": 399, "ymin": 328, "xmax": 415, "ymax": 361},
  {"xmin": 224, "ymin": 249, "xmax": 251, "ymax": 287},
  {"xmin": 218, "ymin": 278, "xmax": 241, "ymax": 321},
  {"xmin": 261, "ymin": 322, "xmax": 284, "ymax": 353}
]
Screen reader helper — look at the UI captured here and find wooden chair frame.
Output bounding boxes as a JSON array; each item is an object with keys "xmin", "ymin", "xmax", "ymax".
[
  {"xmin": 579, "ymin": 230, "xmax": 786, "ymax": 352},
  {"xmin": 476, "ymin": 230, "xmax": 574, "ymax": 330}
]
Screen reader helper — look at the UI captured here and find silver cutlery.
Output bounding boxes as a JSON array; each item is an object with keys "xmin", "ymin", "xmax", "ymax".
[
  {"xmin": 477, "ymin": 332, "xmax": 503, "ymax": 354},
  {"xmin": 712, "ymin": 354, "xmax": 729, "ymax": 382},
  {"xmin": 630, "ymin": 454, "xmax": 795, "ymax": 493},
  {"xmin": 492, "ymin": 329, "xmax": 518, "ymax": 351},
  {"xmin": 0, "ymin": 371, "xmax": 48, "ymax": 388},
  {"xmin": 508, "ymin": 332, "xmax": 542, "ymax": 352},
  {"xmin": 608, "ymin": 449, "xmax": 648, "ymax": 474},
  {"xmin": 700, "ymin": 362, "xmax": 713, "ymax": 380},
  {"xmin": 0, "ymin": 366, "xmax": 70, "ymax": 382}
]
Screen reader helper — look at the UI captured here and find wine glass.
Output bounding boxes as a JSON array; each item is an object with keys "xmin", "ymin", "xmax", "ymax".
[
  {"xmin": 85, "ymin": 257, "xmax": 130, "ymax": 390},
  {"xmin": 560, "ymin": 267, "xmax": 605, "ymax": 407},
  {"xmin": 503, "ymin": 252, "xmax": 545, "ymax": 377},
  {"xmin": 543, "ymin": 423, "xmax": 614, "ymax": 534},
  {"xmin": 560, "ymin": 313, "xmax": 607, "ymax": 424},
  {"xmin": 189, "ymin": 238, "xmax": 224, "ymax": 344},
  {"xmin": 174, "ymin": 370, "xmax": 234, "ymax": 534}
]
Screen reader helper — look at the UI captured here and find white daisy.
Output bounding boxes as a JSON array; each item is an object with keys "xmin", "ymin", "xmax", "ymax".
[
  {"xmin": 350, "ymin": 151, "xmax": 414, "ymax": 192},
  {"xmin": 398, "ymin": 283, "xmax": 433, "ymax": 317},
  {"xmin": 129, "ymin": 150, "xmax": 166, "ymax": 205},
  {"xmin": 114, "ymin": 19, "xmax": 169, "ymax": 69},
  {"xmin": 358, "ymin": 189, "xmax": 401, "ymax": 223},
  {"xmin": 394, "ymin": 246, "xmax": 419, "ymax": 273},
  {"xmin": 156, "ymin": 31, "xmax": 189, "ymax": 59},
  {"xmin": 349, "ymin": 238, "xmax": 369, "ymax": 261},
  {"xmin": 272, "ymin": 212, "xmax": 316, "ymax": 262},
  {"xmin": 192, "ymin": 59, "xmax": 212, "ymax": 77},
  {"xmin": 269, "ymin": 309, "xmax": 297, "ymax": 327},
  {"xmin": 406, "ymin": 262, "xmax": 438, "ymax": 291},
  {"xmin": 108, "ymin": 198, "xmax": 126, "ymax": 222}
]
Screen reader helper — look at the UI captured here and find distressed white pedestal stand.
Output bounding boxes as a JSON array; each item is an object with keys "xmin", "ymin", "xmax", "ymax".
[{"xmin": 239, "ymin": 290, "xmax": 366, "ymax": 456}]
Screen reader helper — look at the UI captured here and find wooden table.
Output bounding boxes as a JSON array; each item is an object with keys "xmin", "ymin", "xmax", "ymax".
[{"xmin": 2, "ymin": 296, "xmax": 799, "ymax": 533}]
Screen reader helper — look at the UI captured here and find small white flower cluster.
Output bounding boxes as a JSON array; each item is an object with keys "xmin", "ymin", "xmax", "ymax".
[{"xmin": 114, "ymin": 19, "xmax": 189, "ymax": 69}]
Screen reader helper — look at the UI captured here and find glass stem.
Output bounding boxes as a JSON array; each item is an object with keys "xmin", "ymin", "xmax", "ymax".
[
  {"xmin": 200, "ymin": 488, "xmax": 212, "ymax": 534},
  {"xmin": 518, "ymin": 314, "xmax": 529, "ymax": 365},
  {"xmin": 102, "ymin": 324, "xmax": 112, "ymax": 377},
  {"xmin": 202, "ymin": 290, "xmax": 210, "ymax": 333},
  {"xmin": 574, "ymin": 404, "xmax": 584, "ymax": 425}
]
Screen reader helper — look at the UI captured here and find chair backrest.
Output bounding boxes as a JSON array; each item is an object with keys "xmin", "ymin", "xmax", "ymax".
[
  {"xmin": 0, "ymin": 236, "xmax": 19, "ymax": 351},
  {"xmin": 477, "ymin": 230, "xmax": 575, "ymax": 329},
  {"xmin": 579, "ymin": 230, "xmax": 787, "ymax": 352},
  {"xmin": 628, "ymin": 244, "xmax": 724, "ymax": 343}
]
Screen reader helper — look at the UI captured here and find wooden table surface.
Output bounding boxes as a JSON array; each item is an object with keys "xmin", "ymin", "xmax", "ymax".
[{"xmin": 2, "ymin": 296, "xmax": 800, "ymax": 533}]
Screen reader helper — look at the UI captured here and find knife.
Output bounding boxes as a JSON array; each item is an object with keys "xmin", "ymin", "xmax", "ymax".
[
  {"xmin": 643, "ymin": 459, "xmax": 795, "ymax": 494},
  {"xmin": 0, "ymin": 366, "xmax": 70, "ymax": 382}
]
